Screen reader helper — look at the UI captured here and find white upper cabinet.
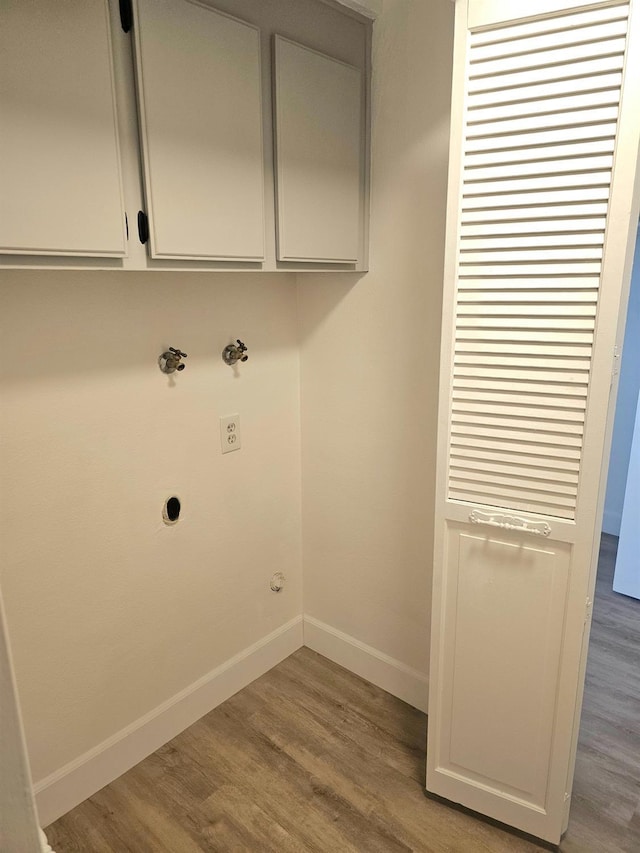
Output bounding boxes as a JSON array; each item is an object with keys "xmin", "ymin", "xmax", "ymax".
[
  {"xmin": 132, "ymin": 0, "xmax": 265, "ymax": 261},
  {"xmin": 274, "ymin": 36, "xmax": 363, "ymax": 264},
  {"xmin": 0, "ymin": 0, "xmax": 126, "ymax": 257},
  {"xmin": 1, "ymin": 0, "xmax": 370, "ymax": 270}
]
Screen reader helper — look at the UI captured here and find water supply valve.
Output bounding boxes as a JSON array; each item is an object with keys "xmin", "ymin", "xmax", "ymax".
[
  {"xmin": 222, "ymin": 339, "xmax": 248, "ymax": 366},
  {"xmin": 159, "ymin": 347, "xmax": 188, "ymax": 374}
]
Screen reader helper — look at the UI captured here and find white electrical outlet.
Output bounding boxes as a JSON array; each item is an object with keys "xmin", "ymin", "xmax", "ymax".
[{"xmin": 220, "ymin": 414, "xmax": 241, "ymax": 454}]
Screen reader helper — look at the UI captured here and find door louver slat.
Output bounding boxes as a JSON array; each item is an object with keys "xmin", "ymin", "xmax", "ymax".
[
  {"xmin": 454, "ymin": 454, "xmax": 580, "ymax": 475},
  {"xmin": 468, "ymin": 56, "xmax": 625, "ymax": 93},
  {"xmin": 459, "ymin": 262, "xmax": 603, "ymax": 275},
  {"xmin": 465, "ymin": 124, "xmax": 618, "ymax": 152},
  {"xmin": 456, "ymin": 360, "xmax": 591, "ymax": 375},
  {"xmin": 454, "ymin": 364, "xmax": 589, "ymax": 381},
  {"xmin": 469, "ymin": 3, "xmax": 628, "ymax": 47},
  {"xmin": 457, "ymin": 277, "xmax": 600, "ymax": 289},
  {"xmin": 451, "ymin": 425, "xmax": 583, "ymax": 450},
  {"xmin": 469, "ymin": 37, "xmax": 626, "ymax": 79},
  {"xmin": 462, "ymin": 189, "xmax": 610, "ymax": 210},
  {"xmin": 459, "ymin": 300, "xmax": 598, "ymax": 313},
  {"xmin": 447, "ymin": 2, "xmax": 628, "ymax": 520},
  {"xmin": 467, "ymin": 108, "xmax": 620, "ymax": 137},
  {"xmin": 454, "ymin": 389, "xmax": 587, "ymax": 407},
  {"xmin": 469, "ymin": 21, "xmax": 628, "ymax": 64},
  {"xmin": 465, "ymin": 141, "xmax": 616, "ymax": 167},
  {"xmin": 450, "ymin": 445, "xmax": 581, "ymax": 470},
  {"xmin": 461, "ymin": 235, "xmax": 605, "ymax": 249},
  {"xmin": 460, "ymin": 249, "xmax": 603, "ymax": 263},
  {"xmin": 468, "ymin": 91, "xmax": 617, "ymax": 121},
  {"xmin": 467, "ymin": 75, "xmax": 623, "ymax": 110},
  {"xmin": 461, "ymin": 203, "xmax": 610, "ymax": 221}
]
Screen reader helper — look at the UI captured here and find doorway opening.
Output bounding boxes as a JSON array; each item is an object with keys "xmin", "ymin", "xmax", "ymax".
[{"xmin": 568, "ymin": 224, "xmax": 640, "ymax": 851}]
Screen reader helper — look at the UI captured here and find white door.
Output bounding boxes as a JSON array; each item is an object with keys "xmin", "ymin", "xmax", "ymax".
[{"xmin": 428, "ymin": 0, "xmax": 640, "ymax": 844}]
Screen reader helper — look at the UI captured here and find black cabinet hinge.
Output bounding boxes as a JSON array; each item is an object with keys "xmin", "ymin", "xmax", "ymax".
[
  {"xmin": 120, "ymin": 0, "xmax": 133, "ymax": 33},
  {"xmin": 137, "ymin": 211, "xmax": 149, "ymax": 244}
]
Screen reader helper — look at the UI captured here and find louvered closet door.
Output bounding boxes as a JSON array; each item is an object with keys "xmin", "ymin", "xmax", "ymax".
[{"xmin": 428, "ymin": 0, "xmax": 640, "ymax": 844}]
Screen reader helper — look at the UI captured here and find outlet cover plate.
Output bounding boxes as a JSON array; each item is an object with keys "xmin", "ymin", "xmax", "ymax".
[{"xmin": 220, "ymin": 414, "xmax": 241, "ymax": 454}]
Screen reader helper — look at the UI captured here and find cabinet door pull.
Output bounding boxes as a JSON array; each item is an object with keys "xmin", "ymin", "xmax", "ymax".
[
  {"xmin": 120, "ymin": 0, "xmax": 133, "ymax": 33},
  {"xmin": 137, "ymin": 211, "xmax": 149, "ymax": 245}
]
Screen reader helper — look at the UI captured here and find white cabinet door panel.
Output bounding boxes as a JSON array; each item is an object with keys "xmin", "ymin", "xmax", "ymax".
[
  {"xmin": 0, "ymin": 0, "xmax": 126, "ymax": 257},
  {"xmin": 133, "ymin": 0, "xmax": 265, "ymax": 261},
  {"xmin": 274, "ymin": 36, "xmax": 362, "ymax": 264}
]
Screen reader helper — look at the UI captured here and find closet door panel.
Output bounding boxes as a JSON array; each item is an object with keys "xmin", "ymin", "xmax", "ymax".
[
  {"xmin": 0, "ymin": 0, "xmax": 126, "ymax": 257},
  {"xmin": 133, "ymin": 0, "xmax": 265, "ymax": 261},
  {"xmin": 274, "ymin": 36, "xmax": 362, "ymax": 264},
  {"xmin": 428, "ymin": 0, "xmax": 640, "ymax": 843}
]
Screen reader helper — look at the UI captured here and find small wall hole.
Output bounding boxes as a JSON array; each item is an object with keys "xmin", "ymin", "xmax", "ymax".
[{"xmin": 163, "ymin": 496, "xmax": 181, "ymax": 525}]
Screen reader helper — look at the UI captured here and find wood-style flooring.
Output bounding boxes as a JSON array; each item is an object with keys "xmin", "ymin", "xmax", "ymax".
[
  {"xmin": 563, "ymin": 533, "xmax": 640, "ymax": 853},
  {"xmin": 47, "ymin": 534, "xmax": 640, "ymax": 852}
]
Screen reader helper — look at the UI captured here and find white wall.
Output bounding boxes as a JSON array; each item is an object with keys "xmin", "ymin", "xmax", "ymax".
[
  {"xmin": 613, "ymin": 389, "xmax": 640, "ymax": 597},
  {"xmin": 298, "ymin": 0, "xmax": 454, "ymax": 678},
  {"xmin": 0, "ymin": 271, "xmax": 302, "ymax": 785},
  {"xmin": 603, "ymin": 227, "xmax": 640, "ymax": 535}
]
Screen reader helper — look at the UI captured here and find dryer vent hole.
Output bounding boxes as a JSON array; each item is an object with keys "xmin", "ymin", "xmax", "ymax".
[{"xmin": 163, "ymin": 496, "xmax": 181, "ymax": 524}]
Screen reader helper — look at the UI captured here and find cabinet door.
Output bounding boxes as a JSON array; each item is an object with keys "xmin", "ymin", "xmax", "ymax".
[
  {"xmin": 133, "ymin": 0, "xmax": 265, "ymax": 261},
  {"xmin": 274, "ymin": 36, "xmax": 362, "ymax": 264},
  {"xmin": 0, "ymin": 0, "xmax": 126, "ymax": 257}
]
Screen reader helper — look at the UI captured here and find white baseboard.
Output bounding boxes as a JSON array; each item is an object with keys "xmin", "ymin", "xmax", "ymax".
[
  {"xmin": 35, "ymin": 616, "xmax": 303, "ymax": 827},
  {"xmin": 35, "ymin": 614, "xmax": 428, "ymax": 827},
  {"xmin": 39, "ymin": 828, "xmax": 54, "ymax": 853},
  {"xmin": 303, "ymin": 614, "xmax": 429, "ymax": 713}
]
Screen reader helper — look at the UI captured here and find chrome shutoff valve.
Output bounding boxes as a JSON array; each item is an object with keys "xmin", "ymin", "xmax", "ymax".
[
  {"xmin": 222, "ymin": 339, "xmax": 248, "ymax": 366},
  {"xmin": 159, "ymin": 347, "xmax": 188, "ymax": 374}
]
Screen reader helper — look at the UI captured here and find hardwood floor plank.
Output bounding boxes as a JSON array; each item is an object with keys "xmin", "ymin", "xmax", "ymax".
[
  {"xmin": 244, "ymin": 658, "xmax": 425, "ymax": 783},
  {"xmin": 45, "ymin": 805, "xmax": 115, "ymax": 853},
  {"xmin": 177, "ymin": 713, "xmax": 365, "ymax": 852},
  {"xmin": 562, "ymin": 534, "xmax": 640, "ymax": 853},
  {"xmin": 198, "ymin": 784, "xmax": 306, "ymax": 853},
  {"xmin": 232, "ymin": 670, "xmax": 533, "ymax": 853},
  {"xmin": 198, "ymin": 703, "xmax": 405, "ymax": 853},
  {"xmin": 280, "ymin": 648, "xmax": 426, "ymax": 748},
  {"xmin": 90, "ymin": 775, "xmax": 205, "ymax": 853},
  {"xmin": 225, "ymin": 684, "xmax": 423, "ymax": 851}
]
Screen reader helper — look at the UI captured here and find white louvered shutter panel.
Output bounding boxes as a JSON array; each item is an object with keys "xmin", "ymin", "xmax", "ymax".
[
  {"xmin": 449, "ymin": 2, "xmax": 629, "ymax": 520},
  {"xmin": 428, "ymin": 0, "xmax": 640, "ymax": 844}
]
